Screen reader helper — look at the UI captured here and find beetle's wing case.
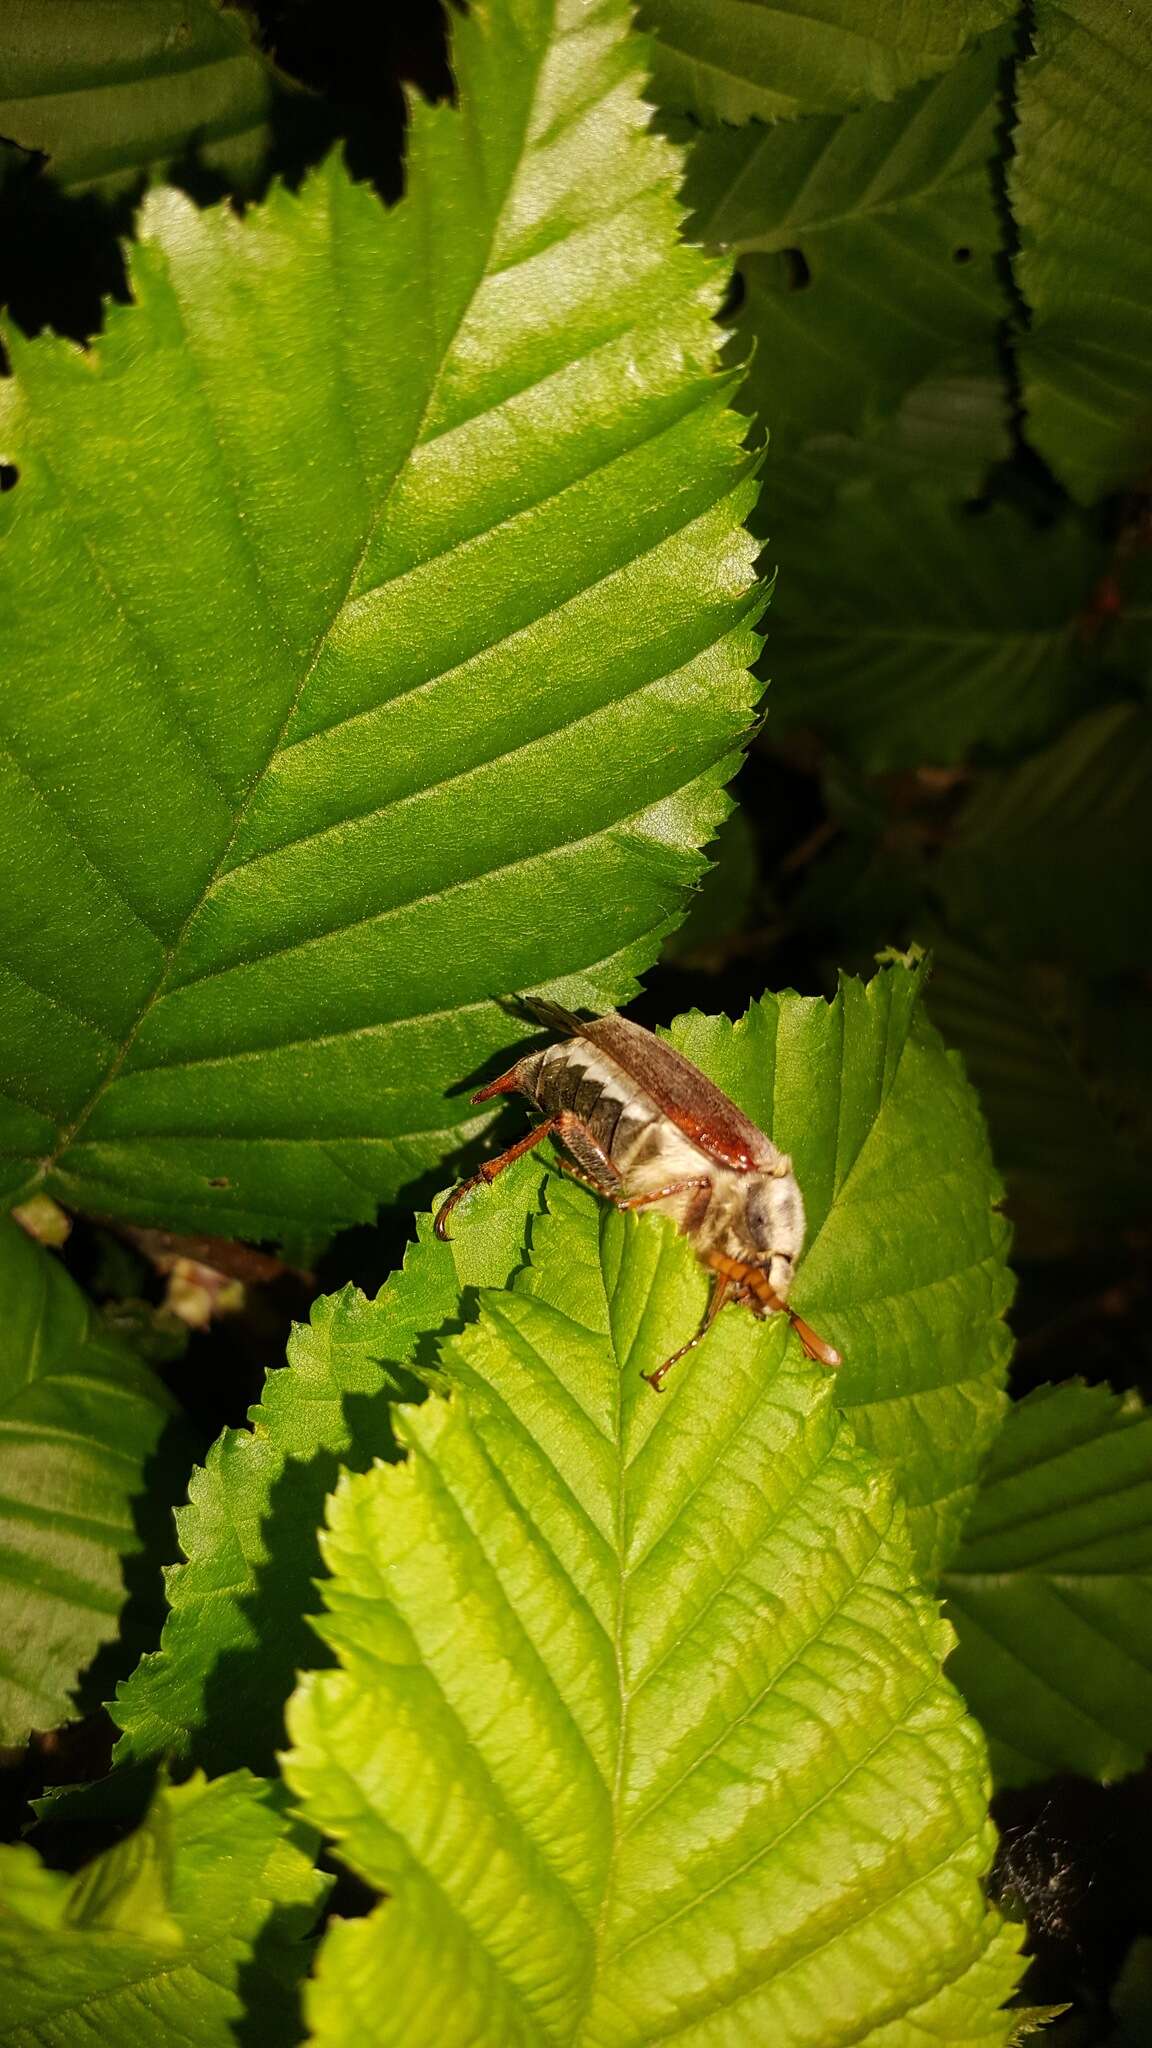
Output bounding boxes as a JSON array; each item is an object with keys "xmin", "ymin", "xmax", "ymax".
[{"xmin": 568, "ymin": 1011, "xmax": 778, "ymax": 1174}]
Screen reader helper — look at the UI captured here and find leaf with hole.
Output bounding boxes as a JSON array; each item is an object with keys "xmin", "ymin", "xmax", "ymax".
[
  {"xmin": 682, "ymin": 28, "xmax": 1012, "ymax": 473},
  {"xmin": 1011, "ymin": 0, "xmax": 1152, "ymax": 503},
  {"xmin": 0, "ymin": 0, "xmax": 761, "ymax": 1251}
]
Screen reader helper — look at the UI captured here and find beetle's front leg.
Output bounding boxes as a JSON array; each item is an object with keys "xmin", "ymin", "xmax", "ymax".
[{"xmin": 642, "ymin": 1265, "xmax": 734, "ymax": 1393}]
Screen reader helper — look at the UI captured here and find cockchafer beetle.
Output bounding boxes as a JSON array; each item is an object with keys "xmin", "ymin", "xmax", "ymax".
[{"xmin": 434, "ymin": 1002, "xmax": 841, "ymax": 1392}]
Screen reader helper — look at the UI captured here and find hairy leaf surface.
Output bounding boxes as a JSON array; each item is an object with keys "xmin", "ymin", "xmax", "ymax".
[
  {"xmin": 0, "ymin": 1219, "xmax": 175, "ymax": 1743},
  {"xmin": 0, "ymin": 0, "xmax": 761, "ymax": 1247},
  {"xmin": 286, "ymin": 1185, "xmax": 1022, "ymax": 2045},
  {"xmin": 1012, "ymin": 0, "xmax": 1152, "ymax": 502},
  {"xmin": 118, "ymin": 966, "xmax": 1011, "ymax": 1780},
  {"xmin": 944, "ymin": 1382, "xmax": 1152, "ymax": 1786},
  {"xmin": 639, "ymin": 0, "xmax": 1011, "ymax": 124},
  {"xmin": 0, "ymin": 1770, "xmax": 325, "ymax": 2046},
  {"xmin": 683, "ymin": 31, "xmax": 1011, "ymax": 470},
  {"xmin": 0, "ymin": 0, "xmax": 295, "ymax": 195}
]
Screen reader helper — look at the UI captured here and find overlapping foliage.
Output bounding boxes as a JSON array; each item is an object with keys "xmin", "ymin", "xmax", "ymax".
[
  {"xmin": 112, "ymin": 963, "xmax": 1014, "ymax": 1782},
  {"xmin": 0, "ymin": 0, "xmax": 761, "ymax": 1249},
  {"xmin": 0, "ymin": 1219, "xmax": 177, "ymax": 1743},
  {"xmin": 945, "ymin": 1382, "xmax": 1152, "ymax": 1787},
  {"xmin": 2, "ymin": 0, "xmax": 1150, "ymax": 2041},
  {"xmin": 286, "ymin": 1181, "xmax": 1022, "ymax": 2045},
  {"xmin": 0, "ymin": 1772, "xmax": 325, "ymax": 2044}
]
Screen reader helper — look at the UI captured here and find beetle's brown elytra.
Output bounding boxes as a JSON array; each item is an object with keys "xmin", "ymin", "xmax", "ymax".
[{"xmin": 435, "ymin": 1002, "xmax": 842, "ymax": 1392}]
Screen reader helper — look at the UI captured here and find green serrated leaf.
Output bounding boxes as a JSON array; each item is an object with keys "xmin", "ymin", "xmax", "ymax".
[
  {"xmin": 0, "ymin": 0, "xmax": 761, "ymax": 1250},
  {"xmin": 664, "ymin": 962, "xmax": 1013, "ymax": 1578},
  {"xmin": 286, "ymin": 1186, "xmax": 1022, "ymax": 2045},
  {"xmin": 943, "ymin": 1381, "xmax": 1152, "ymax": 1788},
  {"xmin": 639, "ymin": 0, "xmax": 1013, "ymax": 123},
  {"xmin": 683, "ymin": 29, "xmax": 1012, "ymax": 469},
  {"xmin": 660, "ymin": 805, "xmax": 761, "ymax": 962},
  {"xmin": 938, "ymin": 702, "xmax": 1152, "ymax": 976},
  {"xmin": 0, "ymin": 0, "xmax": 300, "ymax": 196},
  {"xmin": 112, "ymin": 1155, "xmax": 550, "ymax": 1772},
  {"xmin": 0, "ymin": 1218, "xmax": 176, "ymax": 1743},
  {"xmin": 1012, "ymin": 0, "xmax": 1152, "ymax": 503},
  {"xmin": 0, "ymin": 1770, "xmax": 326, "ymax": 2047},
  {"xmin": 764, "ymin": 484, "xmax": 1103, "ymax": 769}
]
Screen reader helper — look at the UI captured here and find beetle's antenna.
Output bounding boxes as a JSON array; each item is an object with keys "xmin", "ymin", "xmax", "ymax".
[{"xmin": 708, "ymin": 1254, "xmax": 842, "ymax": 1370}]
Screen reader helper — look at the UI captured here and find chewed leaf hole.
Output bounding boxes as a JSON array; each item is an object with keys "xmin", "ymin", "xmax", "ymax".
[
  {"xmin": 952, "ymin": 245, "xmax": 973, "ymax": 264},
  {"xmin": 781, "ymin": 246, "xmax": 811, "ymax": 291},
  {"xmin": 0, "ymin": 463, "xmax": 19, "ymax": 492}
]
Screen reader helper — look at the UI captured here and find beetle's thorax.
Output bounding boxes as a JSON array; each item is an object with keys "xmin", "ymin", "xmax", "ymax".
[{"xmin": 520, "ymin": 1033, "xmax": 805, "ymax": 1299}]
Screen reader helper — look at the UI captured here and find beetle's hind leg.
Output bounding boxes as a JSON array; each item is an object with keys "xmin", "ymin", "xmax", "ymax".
[
  {"xmin": 434, "ymin": 1116, "xmax": 559, "ymax": 1240},
  {"xmin": 547, "ymin": 1107, "xmax": 625, "ymax": 1196}
]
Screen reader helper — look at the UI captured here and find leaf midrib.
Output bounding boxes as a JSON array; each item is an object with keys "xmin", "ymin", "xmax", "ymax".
[{"xmin": 34, "ymin": 36, "xmax": 548, "ymax": 1198}]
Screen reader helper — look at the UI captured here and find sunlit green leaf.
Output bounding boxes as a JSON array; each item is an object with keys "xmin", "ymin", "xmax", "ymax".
[
  {"xmin": 0, "ymin": 0, "xmax": 760, "ymax": 1250},
  {"xmin": 944, "ymin": 1382, "xmax": 1152, "ymax": 1787},
  {"xmin": 664, "ymin": 962, "xmax": 1012, "ymax": 1578},
  {"xmin": 286, "ymin": 1186, "xmax": 1022, "ymax": 2046},
  {"xmin": 1012, "ymin": 0, "xmax": 1152, "ymax": 503},
  {"xmin": 0, "ymin": 1770, "xmax": 325, "ymax": 2046},
  {"xmin": 0, "ymin": 1219, "xmax": 176, "ymax": 1743},
  {"xmin": 639, "ymin": 0, "xmax": 1012, "ymax": 123}
]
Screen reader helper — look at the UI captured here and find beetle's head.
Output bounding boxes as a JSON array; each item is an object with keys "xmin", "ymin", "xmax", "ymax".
[{"xmin": 743, "ymin": 1159, "xmax": 806, "ymax": 1299}]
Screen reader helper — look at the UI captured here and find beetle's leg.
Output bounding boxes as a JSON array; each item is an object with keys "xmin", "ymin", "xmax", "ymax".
[
  {"xmin": 551, "ymin": 1108, "xmax": 623, "ymax": 1196},
  {"xmin": 471, "ymin": 1065, "xmax": 528, "ymax": 1104},
  {"xmin": 434, "ymin": 1117, "xmax": 559, "ymax": 1240},
  {"xmin": 617, "ymin": 1177, "xmax": 712, "ymax": 1212},
  {"xmin": 642, "ymin": 1268, "xmax": 734, "ymax": 1393}
]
